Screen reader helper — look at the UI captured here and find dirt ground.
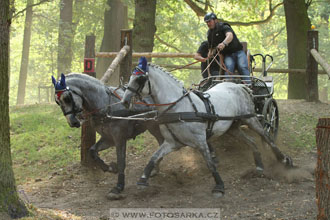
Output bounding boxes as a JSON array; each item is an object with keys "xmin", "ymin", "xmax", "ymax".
[{"xmin": 19, "ymin": 100, "xmax": 329, "ymax": 220}]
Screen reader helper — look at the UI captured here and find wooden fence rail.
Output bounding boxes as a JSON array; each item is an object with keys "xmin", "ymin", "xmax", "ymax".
[
  {"xmin": 137, "ymin": 63, "xmax": 327, "ymax": 75},
  {"xmin": 100, "ymin": 45, "xmax": 130, "ymax": 84},
  {"xmin": 311, "ymin": 49, "xmax": 330, "ymax": 78},
  {"xmin": 96, "ymin": 52, "xmax": 195, "ymax": 58}
]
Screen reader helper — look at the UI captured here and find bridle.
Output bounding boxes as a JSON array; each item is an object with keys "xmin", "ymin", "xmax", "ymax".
[
  {"xmin": 55, "ymin": 87, "xmax": 84, "ymax": 117},
  {"xmin": 124, "ymin": 68, "xmax": 193, "ymax": 113},
  {"xmin": 126, "ymin": 67, "xmax": 152, "ymax": 98}
]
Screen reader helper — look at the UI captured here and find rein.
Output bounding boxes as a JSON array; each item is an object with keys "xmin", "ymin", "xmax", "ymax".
[
  {"xmin": 72, "ymin": 85, "xmax": 183, "ymax": 120},
  {"xmin": 216, "ymin": 50, "xmax": 235, "ymax": 75},
  {"xmin": 169, "ymin": 60, "xmax": 200, "ymax": 72}
]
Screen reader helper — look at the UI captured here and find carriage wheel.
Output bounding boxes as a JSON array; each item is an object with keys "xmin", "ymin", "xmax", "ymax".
[{"xmin": 262, "ymin": 98, "xmax": 279, "ymax": 141}]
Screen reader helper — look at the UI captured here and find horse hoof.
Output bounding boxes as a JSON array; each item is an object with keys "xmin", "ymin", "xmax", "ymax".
[
  {"xmin": 212, "ymin": 191, "xmax": 224, "ymax": 198},
  {"xmin": 107, "ymin": 186, "xmax": 124, "ymax": 200},
  {"xmin": 212, "ymin": 186, "xmax": 224, "ymax": 198},
  {"xmin": 137, "ymin": 178, "xmax": 149, "ymax": 189},
  {"xmin": 256, "ymin": 167, "xmax": 264, "ymax": 175},
  {"xmin": 137, "ymin": 185, "xmax": 148, "ymax": 190},
  {"xmin": 108, "ymin": 162, "xmax": 118, "ymax": 173},
  {"xmin": 106, "ymin": 192, "xmax": 124, "ymax": 200},
  {"xmin": 283, "ymin": 155, "xmax": 293, "ymax": 168}
]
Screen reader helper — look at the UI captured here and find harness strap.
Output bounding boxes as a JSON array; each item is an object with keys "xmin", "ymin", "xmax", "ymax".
[
  {"xmin": 157, "ymin": 112, "xmax": 256, "ymax": 124},
  {"xmin": 113, "ymin": 86, "xmax": 183, "ymax": 107},
  {"xmin": 186, "ymin": 89, "xmax": 198, "ymax": 113},
  {"xmin": 192, "ymin": 91, "xmax": 215, "ymax": 138},
  {"xmin": 156, "ymin": 90, "xmax": 191, "ymax": 118}
]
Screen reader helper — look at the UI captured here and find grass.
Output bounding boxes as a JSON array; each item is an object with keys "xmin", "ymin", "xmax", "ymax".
[
  {"xmin": 279, "ymin": 112, "xmax": 318, "ymax": 150},
  {"xmin": 10, "ymin": 103, "xmax": 149, "ymax": 185},
  {"xmin": 10, "ymin": 104, "xmax": 81, "ymax": 185}
]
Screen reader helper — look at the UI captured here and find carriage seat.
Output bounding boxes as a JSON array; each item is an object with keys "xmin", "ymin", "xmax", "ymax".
[{"xmin": 263, "ymin": 76, "xmax": 273, "ymax": 82}]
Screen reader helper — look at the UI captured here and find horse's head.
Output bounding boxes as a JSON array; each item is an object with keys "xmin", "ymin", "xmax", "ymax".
[
  {"xmin": 52, "ymin": 73, "xmax": 84, "ymax": 128},
  {"xmin": 122, "ymin": 57, "xmax": 150, "ymax": 109}
]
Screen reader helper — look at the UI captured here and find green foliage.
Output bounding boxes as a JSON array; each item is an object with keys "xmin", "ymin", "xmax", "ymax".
[{"xmin": 9, "ymin": 0, "xmax": 330, "ymax": 105}]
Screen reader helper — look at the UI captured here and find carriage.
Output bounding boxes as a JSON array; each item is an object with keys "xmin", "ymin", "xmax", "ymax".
[{"xmin": 196, "ymin": 53, "xmax": 279, "ymax": 141}]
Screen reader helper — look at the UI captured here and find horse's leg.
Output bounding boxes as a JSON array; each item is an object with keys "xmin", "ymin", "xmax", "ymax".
[
  {"xmin": 196, "ymin": 142, "xmax": 225, "ymax": 198},
  {"xmin": 147, "ymin": 122, "xmax": 165, "ymax": 177},
  {"xmin": 207, "ymin": 141, "xmax": 218, "ymax": 164},
  {"xmin": 107, "ymin": 138, "xmax": 127, "ymax": 200},
  {"xmin": 227, "ymin": 125, "xmax": 264, "ymax": 172},
  {"xmin": 243, "ymin": 117, "xmax": 293, "ymax": 167},
  {"xmin": 137, "ymin": 141, "xmax": 176, "ymax": 186},
  {"xmin": 89, "ymin": 137, "xmax": 118, "ymax": 173}
]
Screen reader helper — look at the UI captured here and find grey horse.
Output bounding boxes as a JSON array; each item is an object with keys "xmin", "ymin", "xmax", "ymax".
[
  {"xmin": 52, "ymin": 73, "xmax": 164, "ymax": 199},
  {"xmin": 122, "ymin": 63, "xmax": 293, "ymax": 198}
]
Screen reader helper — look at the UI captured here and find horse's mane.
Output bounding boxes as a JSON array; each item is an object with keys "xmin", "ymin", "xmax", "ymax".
[
  {"xmin": 66, "ymin": 73, "xmax": 105, "ymax": 87},
  {"xmin": 148, "ymin": 63, "xmax": 183, "ymax": 87}
]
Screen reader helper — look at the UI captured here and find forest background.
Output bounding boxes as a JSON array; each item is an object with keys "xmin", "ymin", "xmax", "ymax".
[{"xmin": 9, "ymin": 0, "xmax": 330, "ymax": 106}]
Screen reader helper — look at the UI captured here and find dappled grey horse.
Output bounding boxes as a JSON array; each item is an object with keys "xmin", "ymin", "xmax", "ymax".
[
  {"xmin": 122, "ymin": 62, "xmax": 293, "ymax": 197},
  {"xmin": 52, "ymin": 73, "xmax": 164, "ymax": 199}
]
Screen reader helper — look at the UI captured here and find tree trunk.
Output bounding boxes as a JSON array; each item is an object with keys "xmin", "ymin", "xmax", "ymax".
[
  {"xmin": 284, "ymin": 0, "xmax": 311, "ymax": 99},
  {"xmin": 315, "ymin": 118, "xmax": 330, "ymax": 220},
  {"xmin": 96, "ymin": 0, "xmax": 128, "ymax": 84},
  {"xmin": 0, "ymin": 0, "xmax": 28, "ymax": 218},
  {"xmin": 132, "ymin": 0, "xmax": 156, "ymax": 53},
  {"xmin": 57, "ymin": 0, "xmax": 73, "ymax": 78},
  {"xmin": 73, "ymin": 0, "xmax": 83, "ymax": 34},
  {"xmin": 16, "ymin": 0, "xmax": 34, "ymax": 105}
]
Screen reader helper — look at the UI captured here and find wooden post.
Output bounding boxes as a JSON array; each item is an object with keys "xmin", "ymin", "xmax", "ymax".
[
  {"xmin": 315, "ymin": 118, "xmax": 330, "ymax": 220},
  {"xmin": 306, "ymin": 30, "xmax": 319, "ymax": 102},
  {"xmin": 119, "ymin": 29, "xmax": 132, "ymax": 84},
  {"xmin": 81, "ymin": 35, "xmax": 96, "ymax": 166}
]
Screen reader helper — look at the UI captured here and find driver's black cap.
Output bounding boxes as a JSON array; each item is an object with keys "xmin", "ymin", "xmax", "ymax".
[{"xmin": 204, "ymin": 12, "xmax": 217, "ymax": 22}]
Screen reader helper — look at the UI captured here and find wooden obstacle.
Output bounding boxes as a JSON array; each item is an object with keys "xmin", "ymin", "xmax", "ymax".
[{"xmin": 315, "ymin": 118, "xmax": 330, "ymax": 220}]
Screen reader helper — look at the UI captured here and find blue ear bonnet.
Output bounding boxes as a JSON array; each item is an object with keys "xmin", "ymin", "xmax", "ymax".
[
  {"xmin": 51, "ymin": 73, "xmax": 67, "ymax": 91},
  {"xmin": 133, "ymin": 57, "xmax": 148, "ymax": 75}
]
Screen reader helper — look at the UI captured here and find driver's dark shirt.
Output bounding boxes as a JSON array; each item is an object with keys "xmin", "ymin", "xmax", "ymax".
[{"xmin": 207, "ymin": 22, "xmax": 243, "ymax": 55}]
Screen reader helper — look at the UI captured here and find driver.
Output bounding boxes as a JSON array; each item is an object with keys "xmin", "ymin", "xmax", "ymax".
[{"xmin": 204, "ymin": 12, "xmax": 250, "ymax": 78}]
